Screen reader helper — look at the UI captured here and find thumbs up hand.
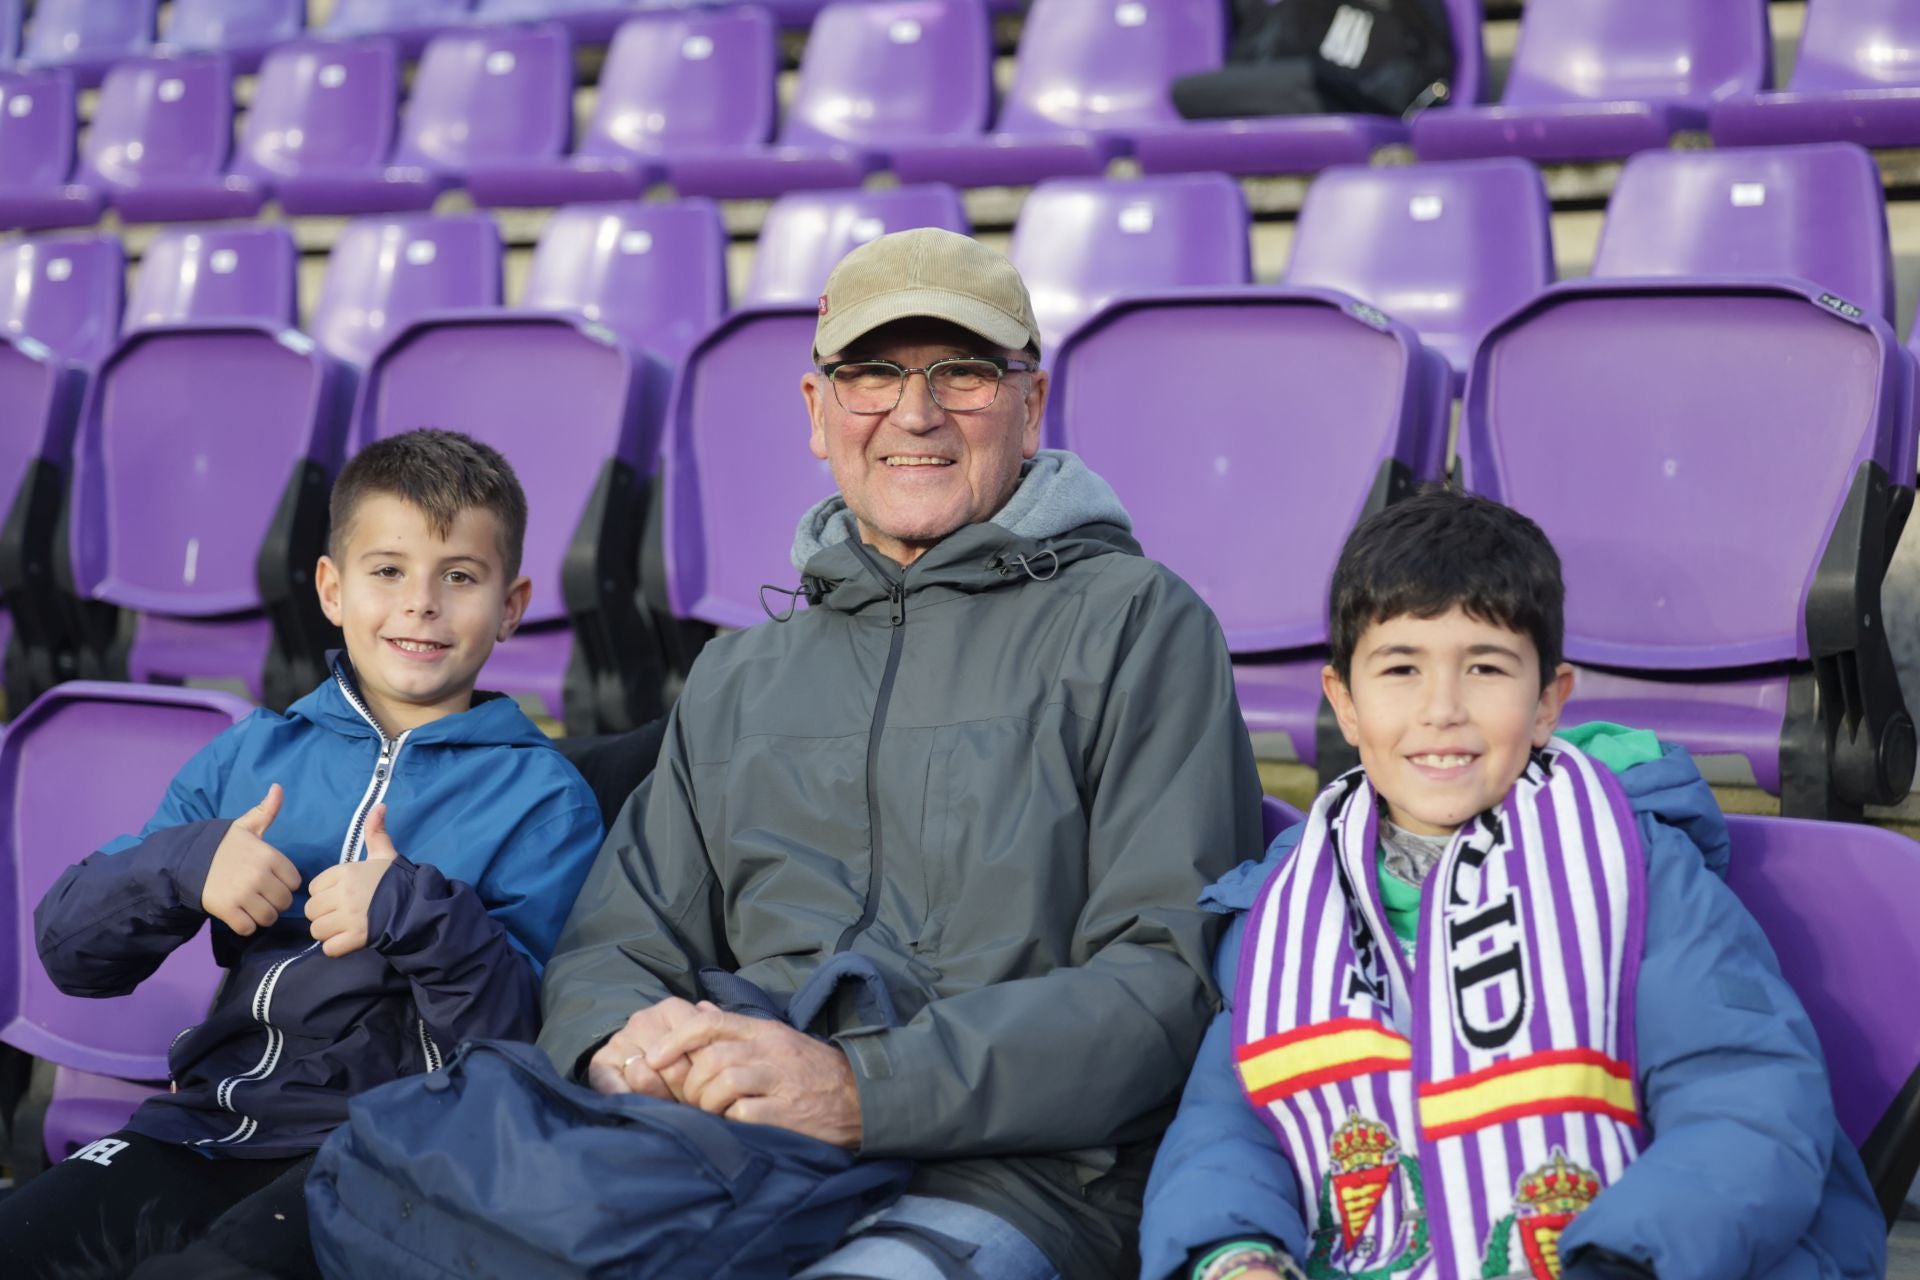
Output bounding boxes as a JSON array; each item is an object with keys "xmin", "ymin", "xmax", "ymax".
[
  {"xmin": 306, "ymin": 803, "xmax": 402, "ymax": 958},
  {"xmin": 202, "ymin": 784, "xmax": 302, "ymax": 936}
]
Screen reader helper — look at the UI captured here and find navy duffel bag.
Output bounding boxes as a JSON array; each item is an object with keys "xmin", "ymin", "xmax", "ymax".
[{"xmin": 306, "ymin": 1037, "xmax": 912, "ymax": 1279}]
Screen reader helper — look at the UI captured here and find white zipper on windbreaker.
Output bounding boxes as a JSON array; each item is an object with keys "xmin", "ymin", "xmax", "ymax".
[{"xmin": 198, "ymin": 666, "xmax": 411, "ymax": 1147}]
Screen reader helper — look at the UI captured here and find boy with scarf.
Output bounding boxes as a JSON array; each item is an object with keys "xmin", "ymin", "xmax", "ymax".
[{"xmin": 1139, "ymin": 489, "xmax": 1884, "ymax": 1280}]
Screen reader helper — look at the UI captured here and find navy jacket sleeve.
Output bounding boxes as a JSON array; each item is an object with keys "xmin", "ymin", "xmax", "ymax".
[
  {"xmin": 33, "ymin": 721, "xmax": 249, "ymax": 997},
  {"xmin": 366, "ymin": 795, "xmax": 604, "ymax": 1048},
  {"xmin": 1139, "ymin": 913, "xmax": 1312, "ymax": 1279},
  {"xmin": 1559, "ymin": 816, "xmax": 1838, "ymax": 1279}
]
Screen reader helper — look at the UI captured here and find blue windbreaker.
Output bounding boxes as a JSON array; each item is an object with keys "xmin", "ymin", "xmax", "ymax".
[
  {"xmin": 34, "ymin": 658, "xmax": 605, "ymax": 1158},
  {"xmin": 1139, "ymin": 743, "xmax": 1887, "ymax": 1279}
]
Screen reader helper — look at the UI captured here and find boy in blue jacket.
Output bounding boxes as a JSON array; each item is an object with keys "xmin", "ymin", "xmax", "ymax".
[
  {"xmin": 1139, "ymin": 489, "xmax": 1884, "ymax": 1280},
  {"xmin": 0, "ymin": 430, "xmax": 604, "ymax": 1278}
]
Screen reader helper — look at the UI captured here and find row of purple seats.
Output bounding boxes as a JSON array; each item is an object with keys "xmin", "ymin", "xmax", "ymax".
[{"xmin": 9, "ymin": 684, "xmax": 1916, "ymax": 1213}]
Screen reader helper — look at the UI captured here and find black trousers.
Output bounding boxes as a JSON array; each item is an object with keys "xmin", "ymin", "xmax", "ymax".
[{"xmin": 0, "ymin": 1129, "xmax": 321, "ymax": 1279}]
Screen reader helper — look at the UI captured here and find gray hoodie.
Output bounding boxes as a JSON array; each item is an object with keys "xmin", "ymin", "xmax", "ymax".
[{"xmin": 540, "ymin": 451, "xmax": 1263, "ymax": 1279}]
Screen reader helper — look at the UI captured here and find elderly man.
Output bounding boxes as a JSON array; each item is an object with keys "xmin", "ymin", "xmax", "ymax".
[{"xmin": 538, "ymin": 228, "xmax": 1263, "ymax": 1279}]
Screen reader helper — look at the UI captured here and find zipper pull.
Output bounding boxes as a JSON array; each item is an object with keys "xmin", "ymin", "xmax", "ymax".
[
  {"xmin": 374, "ymin": 738, "xmax": 394, "ymax": 782},
  {"xmin": 889, "ymin": 584, "xmax": 905, "ymax": 627}
]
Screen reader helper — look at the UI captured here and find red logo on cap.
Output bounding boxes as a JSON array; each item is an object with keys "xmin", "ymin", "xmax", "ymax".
[{"xmin": 818, "ymin": 294, "xmax": 830, "ymax": 316}]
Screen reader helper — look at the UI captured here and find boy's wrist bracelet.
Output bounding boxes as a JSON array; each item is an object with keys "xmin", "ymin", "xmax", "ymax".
[{"xmin": 1193, "ymin": 1241, "xmax": 1299, "ymax": 1280}]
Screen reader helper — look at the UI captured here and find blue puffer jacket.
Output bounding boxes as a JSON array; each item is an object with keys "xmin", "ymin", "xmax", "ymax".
[
  {"xmin": 34, "ymin": 658, "xmax": 604, "ymax": 1158},
  {"xmin": 1138, "ymin": 743, "xmax": 1887, "ymax": 1280}
]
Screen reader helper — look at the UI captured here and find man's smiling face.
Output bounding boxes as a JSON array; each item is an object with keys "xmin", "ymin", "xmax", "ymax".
[{"xmin": 802, "ymin": 317, "xmax": 1047, "ymax": 568}]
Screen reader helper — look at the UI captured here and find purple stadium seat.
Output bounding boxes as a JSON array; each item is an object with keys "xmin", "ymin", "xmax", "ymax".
[
  {"xmin": 124, "ymin": 224, "xmax": 298, "ymax": 333},
  {"xmin": 520, "ymin": 200, "xmax": 728, "ymax": 365},
  {"xmin": 1131, "ymin": 0, "xmax": 1486, "ymax": 177},
  {"xmin": 1259, "ymin": 793, "xmax": 1305, "ymax": 844},
  {"xmin": 743, "ymin": 185, "xmax": 969, "ymax": 304},
  {"xmin": 1412, "ymin": 0, "xmax": 1771, "ymax": 163},
  {"xmin": 313, "ymin": 213, "xmax": 504, "ymax": 372},
  {"xmin": 0, "ymin": 0, "xmax": 20, "ymax": 67},
  {"xmin": 161, "ymin": 0, "xmax": 305, "ymax": 72},
  {"xmin": 20, "ymin": 0, "xmax": 155, "ymax": 88},
  {"xmin": 68, "ymin": 294, "xmax": 350, "ymax": 705},
  {"xmin": 1043, "ymin": 288, "xmax": 1451, "ymax": 767},
  {"xmin": 1723, "ymin": 814, "xmax": 1920, "ymax": 1224},
  {"xmin": 80, "ymin": 54, "xmax": 265, "ymax": 224},
  {"xmin": 1712, "ymin": 0, "xmax": 1920, "ymax": 149},
  {"xmin": 889, "ymin": 0, "xmax": 1225, "ymax": 188},
  {"xmin": 230, "ymin": 38, "xmax": 405, "ymax": 217},
  {"xmin": 324, "ymin": 0, "xmax": 473, "ymax": 57},
  {"xmin": 40, "ymin": 1066, "xmax": 157, "ymax": 1164},
  {"xmin": 1284, "ymin": 158, "xmax": 1553, "ymax": 389},
  {"xmin": 464, "ymin": 7, "xmax": 775, "ymax": 207},
  {"xmin": 660, "ymin": 0, "xmax": 993, "ymax": 201},
  {"xmin": 0, "ymin": 69, "xmax": 105, "ymax": 230},
  {"xmin": 0, "ymin": 683, "xmax": 251, "ymax": 1161},
  {"xmin": 1459, "ymin": 277, "xmax": 1918, "ymax": 819},
  {"xmin": 0, "ymin": 235, "xmax": 124, "ymax": 367},
  {"xmin": 661, "ymin": 306, "xmax": 836, "ymax": 630},
  {"xmin": 473, "ymin": 0, "xmax": 640, "ymax": 42},
  {"xmin": 355, "ymin": 246, "xmax": 671, "ymax": 727},
  {"xmin": 1008, "ymin": 173, "xmax": 1252, "ymax": 354},
  {"xmin": 1591, "ymin": 143, "xmax": 1893, "ymax": 323}
]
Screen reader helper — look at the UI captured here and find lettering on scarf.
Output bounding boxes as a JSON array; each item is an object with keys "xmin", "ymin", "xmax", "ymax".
[{"xmin": 1444, "ymin": 814, "xmax": 1531, "ymax": 1052}]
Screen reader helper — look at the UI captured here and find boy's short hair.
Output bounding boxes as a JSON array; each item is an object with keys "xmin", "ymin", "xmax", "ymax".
[
  {"xmin": 1329, "ymin": 486, "xmax": 1564, "ymax": 686},
  {"xmin": 329, "ymin": 429, "xmax": 528, "ymax": 578}
]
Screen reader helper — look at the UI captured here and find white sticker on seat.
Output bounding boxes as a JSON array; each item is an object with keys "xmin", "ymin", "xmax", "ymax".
[
  {"xmin": 159, "ymin": 78, "xmax": 186, "ymax": 103},
  {"xmin": 319, "ymin": 64, "xmax": 348, "ymax": 89},
  {"xmin": 890, "ymin": 19, "xmax": 923, "ymax": 43},
  {"xmin": 1409, "ymin": 194, "xmax": 1443, "ymax": 221},
  {"xmin": 406, "ymin": 240, "xmax": 437, "ymax": 266},
  {"xmin": 1117, "ymin": 204, "xmax": 1154, "ymax": 233},
  {"xmin": 851, "ymin": 216, "xmax": 885, "ymax": 242},
  {"xmin": 620, "ymin": 230, "xmax": 653, "ymax": 254},
  {"xmin": 486, "ymin": 51, "xmax": 517, "ymax": 76},
  {"xmin": 682, "ymin": 35, "xmax": 714, "ymax": 60},
  {"xmin": 211, "ymin": 249, "xmax": 238, "ymax": 274},
  {"xmin": 1730, "ymin": 182, "xmax": 1766, "ymax": 207},
  {"xmin": 5, "ymin": 94, "xmax": 30, "ymax": 119},
  {"xmin": 46, "ymin": 257, "xmax": 72, "ymax": 282},
  {"xmin": 1115, "ymin": 2, "xmax": 1147, "ymax": 26}
]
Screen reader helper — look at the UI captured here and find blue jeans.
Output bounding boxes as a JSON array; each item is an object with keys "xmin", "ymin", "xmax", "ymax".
[{"xmin": 795, "ymin": 1194, "xmax": 1061, "ymax": 1280}]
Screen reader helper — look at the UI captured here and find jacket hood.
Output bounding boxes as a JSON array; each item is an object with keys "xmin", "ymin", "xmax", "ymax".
[
  {"xmin": 786, "ymin": 450, "xmax": 1140, "ymax": 615},
  {"xmin": 287, "ymin": 655, "xmax": 558, "ymax": 750}
]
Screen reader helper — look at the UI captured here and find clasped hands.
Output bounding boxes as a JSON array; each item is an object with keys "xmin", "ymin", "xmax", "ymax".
[
  {"xmin": 586, "ymin": 998, "xmax": 864, "ymax": 1150},
  {"xmin": 200, "ymin": 783, "xmax": 401, "ymax": 957}
]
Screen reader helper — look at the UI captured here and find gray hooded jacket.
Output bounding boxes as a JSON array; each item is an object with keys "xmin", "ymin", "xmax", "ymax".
[{"xmin": 538, "ymin": 452, "xmax": 1264, "ymax": 1278}]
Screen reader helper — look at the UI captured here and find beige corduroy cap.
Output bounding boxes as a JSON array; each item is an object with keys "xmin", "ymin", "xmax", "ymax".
[{"xmin": 812, "ymin": 227, "xmax": 1041, "ymax": 362}]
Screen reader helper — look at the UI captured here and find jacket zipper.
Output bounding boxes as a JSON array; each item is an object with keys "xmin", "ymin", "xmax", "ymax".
[
  {"xmin": 198, "ymin": 665, "xmax": 410, "ymax": 1146},
  {"xmin": 836, "ymin": 562, "xmax": 907, "ymax": 954}
]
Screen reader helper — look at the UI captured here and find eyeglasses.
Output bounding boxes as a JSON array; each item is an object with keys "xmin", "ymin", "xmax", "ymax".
[{"xmin": 819, "ymin": 356, "xmax": 1038, "ymax": 415}]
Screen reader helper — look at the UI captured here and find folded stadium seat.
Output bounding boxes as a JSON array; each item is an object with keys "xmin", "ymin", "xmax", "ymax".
[
  {"xmin": 0, "ymin": 683, "xmax": 250, "ymax": 1174},
  {"xmin": 0, "ymin": 69, "xmax": 105, "ymax": 230},
  {"xmin": 1259, "ymin": 793, "xmax": 1305, "ymax": 843},
  {"xmin": 462, "ymin": 7, "xmax": 775, "ymax": 208},
  {"xmin": 1008, "ymin": 173, "xmax": 1253, "ymax": 354},
  {"xmin": 1129, "ymin": 0, "xmax": 1486, "ymax": 178},
  {"xmin": 158, "ymin": 0, "xmax": 306, "ymax": 73},
  {"xmin": 1041, "ymin": 288, "xmax": 1451, "ymax": 773},
  {"xmin": 1722, "ymin": 814, "xmax": 1920, "ymax": 1226},
  {"xmin": 123, "ymin": 224, "xmax": 299, "ymax": 333},
  {"xmin": 351, "ymin": 207, "xmax": 706, "ymax": 729},
  {"xmin": 323, "ymin": 0, "xmax": 474, "ymax": 58},
  {"xmin": 743, "ymin": 184, "xmax": 969, "ymax": 304},
  {"xmin": 888, "ymin": 0, "xmax": 1224, "ymax": 188},
  {"xmin": 313, "ymin": 213, "xmax": 503, "ymax": 380},
  {"xmin": 229, "ymin": 38, "xmax": 408, "ymax": 217},
  {"xmin": 0, "ymin": 236, "xmax": 122, "ymax": 710},
  {"xmin": 1590, "ymin": 143, "xmax": 1894, "ymax": 324},
  {"xmin": 655, "ymin": 0, "xmax": 995, "ymax": 201},
  {"xmin": 66, "ymin": 242, "xmax": 351, "ymax": 707},
  {"xmin": 80, "ymin": 54, "xmax": 266, "ymax": 224},
  {"xmin": 472, "ymin": 0, "xmax": 645, "ymax": 43},
  {"xmin": 1458, "ymin": 278, "xmax": 1918, "ymax": 820},
  {"xmin": 1712, "ymin": 0, "xmax": 1920, "ymax": 149},
  {"xmin": 1411, "ymin": 0, "xmax": 1771, "ymax": 163},
  {"xmin": 18, "ymin": 0, "xmax": 155, "ymax": 88},
  {"xmin": 1282, "ymin": 158, "xmax": 1551, "ymax": 390}
]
